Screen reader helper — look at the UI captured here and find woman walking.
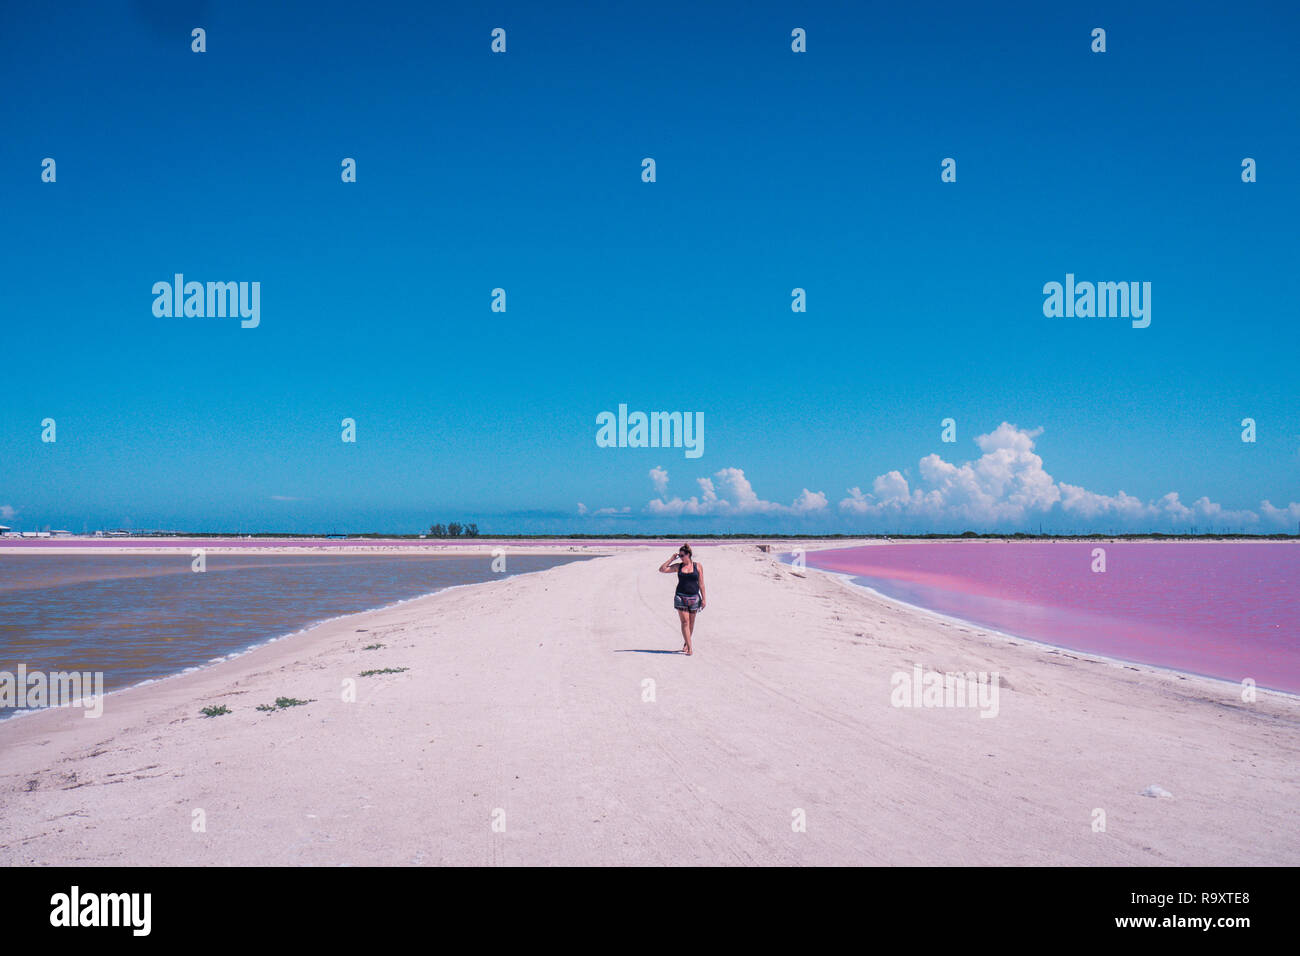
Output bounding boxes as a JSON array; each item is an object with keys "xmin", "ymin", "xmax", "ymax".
[{"xmin": 659, "ymin": 544, "xmax": 705, "ymax": 655}]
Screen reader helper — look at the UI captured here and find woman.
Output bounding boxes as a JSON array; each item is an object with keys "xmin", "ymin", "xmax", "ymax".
[{"xmin": 658, "ymin": 544, "xmax": 706, "ymax": 655}]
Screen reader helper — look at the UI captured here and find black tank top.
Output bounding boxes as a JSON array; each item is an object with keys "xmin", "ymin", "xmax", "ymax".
[{"xmin": 676, "ymin": 564, "xmax": 700, "ymax": 596}]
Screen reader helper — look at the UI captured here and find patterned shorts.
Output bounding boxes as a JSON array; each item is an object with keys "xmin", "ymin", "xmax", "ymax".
[{"xmin": 674, "ymin": 592, "xmax": 703, "ymax": 612}]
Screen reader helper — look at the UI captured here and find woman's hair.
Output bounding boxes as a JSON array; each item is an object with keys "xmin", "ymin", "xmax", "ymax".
[{"xmin": 679, "ymin": 543, "xmax": 692, "ymax": 556}]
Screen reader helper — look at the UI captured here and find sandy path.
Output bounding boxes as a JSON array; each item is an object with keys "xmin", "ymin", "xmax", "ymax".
[{"xmin": 1, "ymin": 545, "xmax": 1296, "ymax": 865}]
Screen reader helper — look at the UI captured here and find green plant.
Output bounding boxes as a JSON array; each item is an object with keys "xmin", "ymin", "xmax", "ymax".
[{"xmin": 256, "ymin": 696, "xmax": 315, "ymax": 712}]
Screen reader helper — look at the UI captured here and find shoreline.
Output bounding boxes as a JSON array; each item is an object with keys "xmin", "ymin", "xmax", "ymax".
[
  {"xmin": 791, "ymin": 540, "xmax": 1299, "ymax": 699},
  {"xmin": 808, "ymin": 566, "xmax": 1300, "ymax": 702},
  {"xmin": 2, "ymin": 545, "xmax": 1296, "ymax": 865},
  {"xmin": 0, "ymin": 575, "xmax": 524, "ymax": 726},
  {"xmin": 0, "ymin": 549, "xmax": 603, "ymax": 724}
]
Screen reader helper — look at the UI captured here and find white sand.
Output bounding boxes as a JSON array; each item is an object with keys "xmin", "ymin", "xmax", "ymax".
[{"xmin": 1, "ymin": 544, "xmax": 1296, "ymax": 865}]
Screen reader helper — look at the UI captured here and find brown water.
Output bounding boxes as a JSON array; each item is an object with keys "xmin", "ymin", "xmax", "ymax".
[{"xmin": 0, "ymin": 553, "xmax": 589, "ymax": 717}]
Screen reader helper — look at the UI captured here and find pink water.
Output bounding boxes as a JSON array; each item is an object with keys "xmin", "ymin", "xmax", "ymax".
[{"xmin": 805, "ymin": 542, "xmax": 1299, "ymax": 694}]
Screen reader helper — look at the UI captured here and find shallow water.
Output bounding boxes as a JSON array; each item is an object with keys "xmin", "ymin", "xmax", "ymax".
[{"xmin": 0, "ymin": 553, "xmax": 589, "ymax": 715}]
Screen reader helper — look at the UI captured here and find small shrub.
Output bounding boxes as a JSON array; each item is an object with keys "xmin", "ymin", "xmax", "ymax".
[{"xmin": 257, "ymin": 696, "xmax": 315, "ymax": 712}]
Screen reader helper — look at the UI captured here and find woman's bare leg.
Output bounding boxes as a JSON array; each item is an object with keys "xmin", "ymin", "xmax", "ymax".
[{"xmin": 677, "ymin": 609, "xmax": 693, "ymax": 655}]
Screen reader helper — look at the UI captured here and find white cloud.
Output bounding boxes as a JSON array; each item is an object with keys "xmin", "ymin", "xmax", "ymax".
[
  {"xmin": 1261, "ymin": 500, "xmax": 1300, "ymax": 527},
  {"xmin": 1182, "ymin": 495, "xmax": 1258, "ymax": 527},
  {"xmin": 841, "ymin": 423, "xmax": 1060, "ymax": 523},
  {"xmin": 0, "ymin": 505, "xmax": 16, "ymax": 519},
  {"xmin": 792, "ymin": 488, "xmax": 829, "ymax": 513},
  {"xmin": 601, "ymin": 425, "xmax": 1295, "ymax": 530},
  {"xmin": 1056, "ymin": 483, "xmax": 1147, "ymax": 520},
  {"xmin": 648, "ymin": 467, "xmax": 828, "ymax": 516},
  {"xmin": 580, "ymin": 502, "xmax": 631, "ymax": 517},
  {"xmin": 1054, "ymin": 487, "xmax": 1258, "ymax": 526},
  {"xmin": 839, "ymin": 422, "xmax": 1286, "ymax": 529}
]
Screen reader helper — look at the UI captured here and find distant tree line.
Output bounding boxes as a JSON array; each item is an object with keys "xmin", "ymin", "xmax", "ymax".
[{"xmin": 430, "ymin": 522, "xmax": 479, "ymax": 537}]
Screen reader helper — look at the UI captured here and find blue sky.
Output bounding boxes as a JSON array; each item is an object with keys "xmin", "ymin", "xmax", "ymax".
[{"xmin": 1, "ymin": 0, "xmax": 1297, "ymax": 534}]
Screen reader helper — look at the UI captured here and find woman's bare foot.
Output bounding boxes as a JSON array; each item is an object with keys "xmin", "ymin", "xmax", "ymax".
[{"xmin": 681, "ymin": 643, "xmax": 692, "ymax": 656}]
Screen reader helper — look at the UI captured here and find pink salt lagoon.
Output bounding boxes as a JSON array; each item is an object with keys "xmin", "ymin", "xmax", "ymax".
[{"xmin": 804, "ymin": 542, "xmax": 1299, "ymax": 695}]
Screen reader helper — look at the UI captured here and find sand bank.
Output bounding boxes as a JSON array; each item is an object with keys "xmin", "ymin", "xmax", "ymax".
[{"xmin": 1, "ymin": 545, "xmax": 1295, "ymax": 865}]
